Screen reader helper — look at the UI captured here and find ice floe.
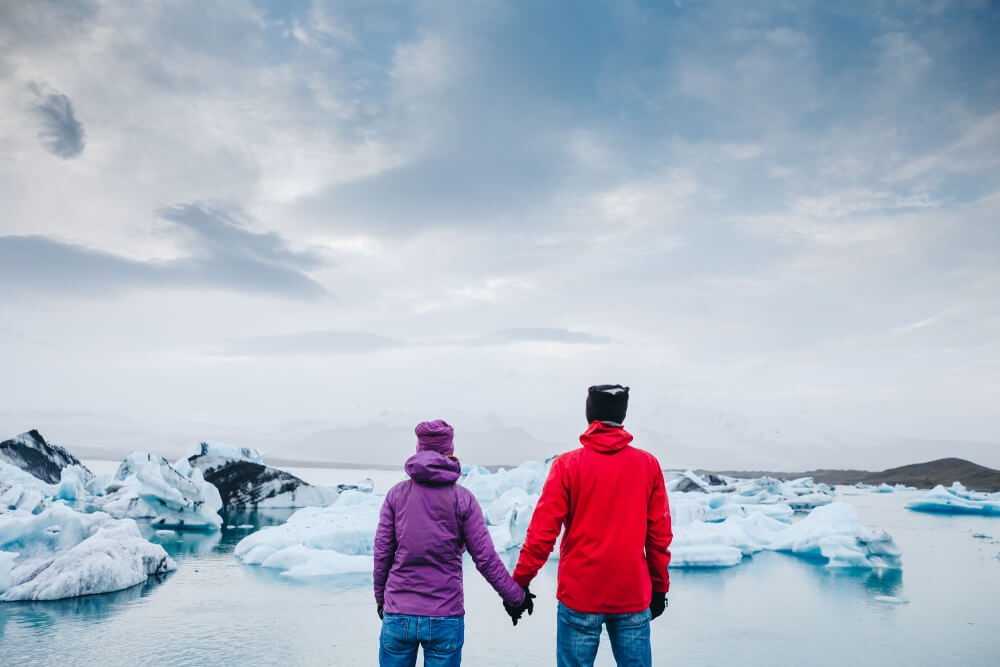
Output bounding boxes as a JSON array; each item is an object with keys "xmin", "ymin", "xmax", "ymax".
[
  {"xmin": 234, "ymin": 463, "xmax": 902, "ymax": 578},
  {"xmin": 98, "ymin": 451, "xmax": 223, "ymax": 530},
  {"xmin": 906, "ymin": 482, "xmax": 1000, "ymax": 516},
  {"xmin": 0, "ymin": 430, "xmax": 94, "ymax": 485},
  {"xmin": 0, "ymin": 500, "xmax": 175, "ymax": 601},
  {"xmin": 233, "ymin": 491, "xmax": 381, "ymax": 577},
  {"xmin": 183, "ymin": 441, "xmax": 341, "ymax": 509}
]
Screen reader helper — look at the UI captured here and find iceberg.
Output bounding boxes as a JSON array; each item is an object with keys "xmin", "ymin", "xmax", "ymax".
[
  {"xmin": 55, "ymin": 465, "xmax": 92, "ymax": 502},
  {"xmin": 99, "ymin": 451, "xmax": 223, "ymax": 530},
  {"xmin": 1, "ymin": 430, "xmax": 94, "ymax": 485},
  {"xmin": 0, "ymin": 501, "xmax": 176, "ymax": 601},
  {"xmin": 233, "ymin": 491, "xmax": 380, "ymax": 577},
  {"xmin": 670, "ymin": 502, "xmax": 902, "ymax": 569},
  {"xmin": 184, "ymin": 442, "xmax": 340, "ymax": 509},
  {"xmin": 666, "ymin": 472, "xmax": 834, "ymax": 526},
  {"xmin": 184, "ymin": 441, "xmax": 265, "ymax": 465},
  {"xmin": 1, "ymin": 461, "xmax": 55, "ymax": 513},
  {"xmin": 667, "ymin": 470, "xmax": 732, "ymax": 494},
  {"xmin": 460, "ymin": 460, "xmax": 548, "ymax": 503},
  {"xmin": 483, "ymin": 487, "xmax": 538, "ymax": 551},
  {"xmin": 460, "ymin": 462, "xmax": 547, "ymax": 551},
  {"xmin": 232, "ymin": 465, "xmax": 901, "ymax": 578},
  {"xmin": 906, "ymin": 482, "xmax": 1000, "ymax": 515}
]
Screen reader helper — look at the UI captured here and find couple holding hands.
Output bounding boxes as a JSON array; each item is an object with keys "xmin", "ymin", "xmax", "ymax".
[{"xmin": 373, "ymin": 385, "xmax": 673, "ymax": 667}]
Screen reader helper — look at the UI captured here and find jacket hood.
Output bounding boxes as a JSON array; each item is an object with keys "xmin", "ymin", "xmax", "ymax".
[
  {"xmin": 579, "ymin": 420, "xmax": 634, "ymax": 454},
  {"xmin": 404, "ymin": 450, "xmax": 462, "ymax": 485}
]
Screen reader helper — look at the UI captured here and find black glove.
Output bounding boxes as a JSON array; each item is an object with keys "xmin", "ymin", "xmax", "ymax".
[
  {"xmin": 650, "ymin": 591, "xmax": 667, "ymax": 620},
  {"xmin": 377, "ymin": 604, "xmax": 384, "ymax": 620},
  {"xmin": 504, "ymin": 586, "xmax": 536, "ymax": 626}
]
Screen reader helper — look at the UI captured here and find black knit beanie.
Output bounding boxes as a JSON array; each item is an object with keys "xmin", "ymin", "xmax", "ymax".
[{"xmin": 586, "ymin": 384, "xmax": 629, "ymax": 424}]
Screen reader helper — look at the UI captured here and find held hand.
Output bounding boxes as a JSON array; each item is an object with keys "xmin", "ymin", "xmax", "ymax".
[
  {"xmin": 377, "ymin": 604, "xmax": 384, "ymax": 620},
  {"xmin": 522, "ymin": 586, "xmax": 536, "ymax": 617},
  {"xmin": 504, "ymin": 586, "xmax": 536, "ymax": 626},
  {"xmin": 649, "ymin": 591, "xmax": 667, "ymax": 620}
]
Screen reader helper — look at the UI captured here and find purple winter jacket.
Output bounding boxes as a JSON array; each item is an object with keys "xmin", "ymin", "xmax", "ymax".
[{"xmin": 373, "ymin": 450, "xmax": 525, "ymax": 616}]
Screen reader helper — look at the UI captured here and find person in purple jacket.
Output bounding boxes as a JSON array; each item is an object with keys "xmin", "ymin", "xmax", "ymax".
[{"xmin": 373, "ymin": 419, "xmax": 534, "ymax": 666}]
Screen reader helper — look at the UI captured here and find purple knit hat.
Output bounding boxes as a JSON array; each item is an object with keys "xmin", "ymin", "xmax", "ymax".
[{"xmin": 415, "ymin": 419, "xmax": 455, "ymax": 456}]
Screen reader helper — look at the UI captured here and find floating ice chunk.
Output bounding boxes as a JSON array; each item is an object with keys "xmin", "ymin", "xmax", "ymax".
[
  {"xmin": 461, "ymin": 461, "xmax": 547, "ymax": 503},
  {"xmin": 0, "ymin": 430, "xmax": 94, "ymax": 485},
  {"xmin": 768, "ymin": 503, "xmax": 902, "ymax": 568},
  {"xmin": 670, "ymin": 502, "xmax": 901, "ymax": 569},
  {"xmin": 671, "ymin": 510, "xmax": 789, "ymax": 567},
  {"xmin": 669, "ymin": 544, "xmax": 745, "ymax": 568},
  {"xmin": 186, "ymin": 455, "xmax": 339, "ymax": 509},
  {"xmin": 184, "ymin": 441, "xmax": 264, "ymax": 465},
  {"xmin": 0, "ymin": 550, "xmax": 15, "ymax": 592},
  {"xmin": 667, "ymin": 471, "xmax": 734, "ymax": 494},
  {"xmin": 787, "ymin": 492, "xmax": 835, "ymax": 511},
  {"xmin": 669, "ymin": 490, "xmax": 795, "ymax": 525},
  {"xmin": 258, "ymin": 544, "xmax": 371, "ymax": 578},
  {"xmin": 100, "ymin": 452, "xmax": 223, "ymax": 530},
  {"xmin": 484, "ymin": 487, "xmax": 538, "ymax": 551},
  {"xmin": 233, "ymin": 491, "xmax": 381, "ymax": 576},
  {"xmin": 667, "ymin": 472, "xmax": 834, "ymax": 524},
  {"xmin": 55, "ymin": 465, "xmax": 90, "ymax": 501},
  {"xmin": 1, "ymin": 462, "xmax": 55, "ymax": 513},
  {"xmin": 874, "ymin": 595, "xmax": 909, "ymax": 604},
  {"xmin": 906, "ymin": 483, "xmax": 1000, "ymax": 516},
  {"xmin": 0, "ymin": 504, "xmax": 175, "ymax": 601},
  {"xmin": 337, "ymin": 478, "xmax": 375, "ymax": 494}
]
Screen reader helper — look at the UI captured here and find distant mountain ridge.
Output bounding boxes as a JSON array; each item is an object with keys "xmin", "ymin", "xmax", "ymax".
[{"xmin": 705, "ymin": 457, "xmax": 1000, "ymax": 492}]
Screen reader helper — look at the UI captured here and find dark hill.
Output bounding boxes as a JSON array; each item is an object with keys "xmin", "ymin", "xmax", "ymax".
[{"xmin": 704, "ymin": 458, "xmax": 1000, "ymax": 492}]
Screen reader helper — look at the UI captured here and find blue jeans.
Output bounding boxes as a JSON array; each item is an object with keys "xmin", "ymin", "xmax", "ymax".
[
  {"xmin": 379, "ymin": 614, "xmax": 464, "ymax": 667},
  {"xmin": 557, "ymin": 602, "xmax": 652, "ymax": 667}
]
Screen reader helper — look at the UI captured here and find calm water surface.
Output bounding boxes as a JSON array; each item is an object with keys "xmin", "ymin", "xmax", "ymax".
[{"xmin": 2, "ymin": 489, "xmax": 999, "ymax": 666}]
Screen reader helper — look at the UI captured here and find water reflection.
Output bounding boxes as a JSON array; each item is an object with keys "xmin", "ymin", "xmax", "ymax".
[
  {"xmin": 221, "ymin": 508, "xmax": 297, "ymax": 529},
  {"xmin": 847, "ymin": 566, "xmax": 903, "ymax": 598},
  {"xmin": 0, "ymin": 572, "xmax": 172, "ymax": 634},
  {"xmin": 147, "ymin": 528, "xmax": 223, "ymax": 558}
]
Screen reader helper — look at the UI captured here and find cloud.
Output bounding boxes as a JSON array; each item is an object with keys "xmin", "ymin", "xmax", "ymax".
[
  {"xmin": 1, "ymin": 1, "xmax": 999, "ymax": 468},
  {"xmin": 0, "ymin": 1, "xmax": 99, "ymax": 76},
  {"xmin": 28, "ymin": 82, "xmax": 86, "ymax": 158},
  {"xmin": 471, "ymin": 328, "xmax": 614, "ymax": 346},
  {"xmin": 216, "ymin": 326, "xmax": 614, "ymax": 357},
  {"xmin": 159, "ymin": 204, "xmax": 326, "ymax": 269},
  {"xmin": 219, "ymin": 330, "xmax": 405, "ymax": 357},
  {"xmin": 0, "ymin": 204, "xmax": 328, "ymax": 298}
]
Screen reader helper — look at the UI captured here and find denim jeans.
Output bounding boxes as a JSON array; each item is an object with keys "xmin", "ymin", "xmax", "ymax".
[
  {"xmin": 556, "ymin": 601, "xmax": 652, "ymax": 667},
  {"xmin": 379, "ymin": 613, "xmax": 464, "ymax": 667}
]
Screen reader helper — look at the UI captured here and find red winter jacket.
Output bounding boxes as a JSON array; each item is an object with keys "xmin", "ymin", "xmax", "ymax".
[{"xmin": 513, "ymin": 422, "xmax": 672, "ymax": 614}]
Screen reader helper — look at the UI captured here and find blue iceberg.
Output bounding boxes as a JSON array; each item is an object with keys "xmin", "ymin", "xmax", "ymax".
[{"xmin": 906, "ymin": 482, "xmax": 1000, "ymax": 516}]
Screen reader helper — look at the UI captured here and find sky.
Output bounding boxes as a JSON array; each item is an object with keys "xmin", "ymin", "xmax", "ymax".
[{"xmin": 1, "ymin": 0, "xmax": 999, "ymax": 470}]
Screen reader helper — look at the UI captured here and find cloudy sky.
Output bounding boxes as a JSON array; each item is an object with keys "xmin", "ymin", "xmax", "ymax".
[{"xmin": 1, "ymin": 0, "xmax": 998, "ymax": 470}]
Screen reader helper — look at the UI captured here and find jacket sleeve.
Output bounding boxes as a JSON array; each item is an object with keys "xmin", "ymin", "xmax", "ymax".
[
  {"xmin": 645, "ymin": 465, "xmax": 673, "ymax": 593},
  {"xmin": 459, "ymin": 490, "xmax": 526, "ymax": 605},
  {"xmin": 513, "ymin": 458, "xmax": 569, "ymax": 588},
  {"xmin": 373, "ymin": 487, "xmax": 398, "ymax": 606}
]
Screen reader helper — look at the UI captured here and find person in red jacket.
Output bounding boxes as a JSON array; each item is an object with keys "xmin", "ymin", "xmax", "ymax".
[{"xmin": 511, "ymin": 384, "xmax": 672, "ymax": 667}]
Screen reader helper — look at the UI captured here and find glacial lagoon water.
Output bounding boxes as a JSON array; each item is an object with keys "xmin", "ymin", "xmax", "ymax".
[{"xmin": 2, "ymin": 479, "xmax": 999, "ymax": 666}]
